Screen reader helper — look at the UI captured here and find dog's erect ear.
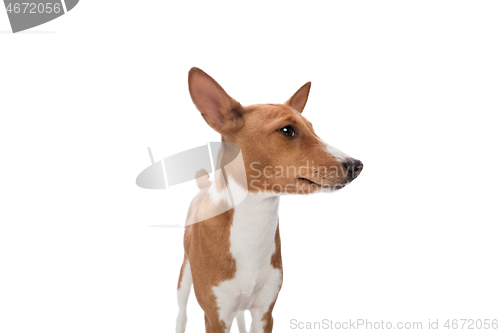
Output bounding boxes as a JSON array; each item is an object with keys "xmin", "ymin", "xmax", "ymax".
[
  {"xmin": 285, "ymin": 82, "xmax": 311, "ymax": 114},
  {"xmin": 188, "ymin": 67, "xmax": 244, "ymax": 133}
]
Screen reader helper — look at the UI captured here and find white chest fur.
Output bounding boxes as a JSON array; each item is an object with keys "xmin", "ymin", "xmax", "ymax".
[{"xmin": 212, "ymin": 192, "xmax": 283, "ymax": 328}]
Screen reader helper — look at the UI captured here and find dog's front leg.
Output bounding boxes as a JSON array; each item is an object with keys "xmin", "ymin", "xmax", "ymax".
[
  {"xmin": 203, "ymin": 310, "xmax": 236, "ymax": 333},
  {"xmin": 249, "ymin": 307, "xmax": 275, "ymax": 333},
  {"xmin": 202, "ymin": 289, "xmax": 240, "ymax": 333},
  {"xmin": 248, "ymin": 269, "xmax": 282, "ymax": 333}
]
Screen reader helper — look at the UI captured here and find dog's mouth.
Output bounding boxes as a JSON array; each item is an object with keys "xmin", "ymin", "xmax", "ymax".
[{"xmin": 297, "ymin": 177, "xmax": 346, "ymax": 190}]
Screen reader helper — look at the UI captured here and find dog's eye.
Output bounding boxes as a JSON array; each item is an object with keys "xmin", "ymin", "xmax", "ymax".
[{"xmin": 278, "ymin": 126, "xmax": 296, "ymax": 137}]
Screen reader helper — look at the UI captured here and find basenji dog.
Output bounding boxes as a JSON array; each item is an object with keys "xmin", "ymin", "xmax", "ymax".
[{"xmin": 176, "ymin": 68, "xmax": 363, "ymax": 333}]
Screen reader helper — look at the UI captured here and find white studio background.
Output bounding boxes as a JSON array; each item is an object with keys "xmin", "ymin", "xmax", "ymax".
[{"xmin": 1, "ymin": 1, "xmax": 499, "ymax": 332}]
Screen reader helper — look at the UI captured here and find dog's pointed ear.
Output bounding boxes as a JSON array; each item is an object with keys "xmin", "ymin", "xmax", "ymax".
[
  {"xmin": 188, "ymin": 67, "xmax": 244, "ymax": 133},
  {"xmin": 285, "ymin": 82, "xmax": 311, "ymax": 113}
]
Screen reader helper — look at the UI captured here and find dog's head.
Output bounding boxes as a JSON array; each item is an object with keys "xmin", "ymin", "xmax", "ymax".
[{"xmin": 188, "ymin": 67, "xmax": 362, "ymax": 195}]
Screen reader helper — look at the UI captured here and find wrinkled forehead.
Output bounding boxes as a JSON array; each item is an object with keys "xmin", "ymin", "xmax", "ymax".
[{"xmin": 244, "ymin": 104, "xmax": 313, "ymax": 131}]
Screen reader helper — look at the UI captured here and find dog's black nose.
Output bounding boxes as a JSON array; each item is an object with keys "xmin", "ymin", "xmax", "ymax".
[{"xmin": 344, "ymin": 158, "xmax": 363, "ymax": 180}]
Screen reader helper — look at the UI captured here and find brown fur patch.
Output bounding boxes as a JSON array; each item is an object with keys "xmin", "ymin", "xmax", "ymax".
[
  {"xmin": 183, "ymin": 203, "xmax": 236, "ymax": 331},
  {"xmin": 177, "ymin": 256, "xmax": 187, "ymax": 290},
  {"xmin": 271, "ymin": 222, "xmax": 282, "ymax": 270}
]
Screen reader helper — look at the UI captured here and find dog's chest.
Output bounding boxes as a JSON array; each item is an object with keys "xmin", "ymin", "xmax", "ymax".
[{"xmin": 212, "ymin": 195, "xmax": 282, "ymax": 311}]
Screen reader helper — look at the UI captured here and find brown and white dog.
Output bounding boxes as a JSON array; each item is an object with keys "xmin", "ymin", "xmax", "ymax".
[{"xmin": 176, "ymin": 68, "xmax": 363, "ymax": 333}]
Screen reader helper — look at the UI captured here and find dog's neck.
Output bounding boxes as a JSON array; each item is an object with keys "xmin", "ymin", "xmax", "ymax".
[
  {"xmin": 228, "ymin": 190, "xmax": 280, "ymax": 266},
  {"xmin": 207, "ymin": 167, "xmax": 280, "ymax": 252},
  {"xmin": 234, "ymin": 191, "xmax": 280, "ymax": 227},
  {"xmin": 209, "ymin": 140, "xmax": 281, "ymax": 253}
]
